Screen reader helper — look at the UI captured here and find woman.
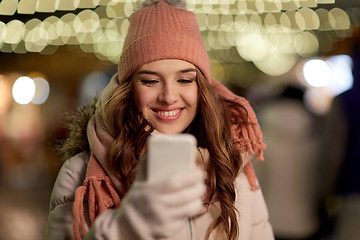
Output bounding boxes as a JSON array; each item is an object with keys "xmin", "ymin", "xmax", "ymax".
[{"xmin": 46, "ymin": 0, "xmax": 273, "ymax": 239}]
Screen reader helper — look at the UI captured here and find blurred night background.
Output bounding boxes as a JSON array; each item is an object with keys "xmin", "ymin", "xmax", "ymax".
[{"xmin": 0, "ymin": 0, "xmax": 360, "ymax": 240}]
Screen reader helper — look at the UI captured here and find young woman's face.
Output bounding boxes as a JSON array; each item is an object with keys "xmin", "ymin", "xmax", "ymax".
[{"xmin": 132, "ymin": 59, "xmax": 199, "ymax": 134}]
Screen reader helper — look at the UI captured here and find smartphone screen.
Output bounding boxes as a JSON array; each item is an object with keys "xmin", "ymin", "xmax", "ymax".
[{"xmin": 147, "ymin": 134, "xmax": 197, "ymax": 183}]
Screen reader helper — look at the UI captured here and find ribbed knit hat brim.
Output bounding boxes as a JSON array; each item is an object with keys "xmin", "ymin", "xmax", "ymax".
[{"xmin": 117, "ymin": 0, "xmax": 211, "ymax": 83}]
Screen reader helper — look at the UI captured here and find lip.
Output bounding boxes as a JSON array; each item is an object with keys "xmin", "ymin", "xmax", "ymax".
[{"xmin": 152, "ymin": 108, "xmax": 184, "ymax": 121}]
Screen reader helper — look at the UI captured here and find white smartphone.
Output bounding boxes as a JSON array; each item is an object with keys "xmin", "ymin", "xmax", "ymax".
[{"xmin": 147, "ymin": 134, "xmax": 197, "ymax": 183}]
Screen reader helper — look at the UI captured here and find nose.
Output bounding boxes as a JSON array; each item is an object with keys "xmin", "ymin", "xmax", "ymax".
[{"xmin": 158, "ymin": 83, "xmax": 178, "ymax": 105}]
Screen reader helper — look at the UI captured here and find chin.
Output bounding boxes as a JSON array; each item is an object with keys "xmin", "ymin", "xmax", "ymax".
[
  {"xmin": 157, "ymin": 130, "xmax": 181, "ymax": 135},
  {"xmin": 156, "ymin": 127, "xmax": 183, "ymax": 135}
]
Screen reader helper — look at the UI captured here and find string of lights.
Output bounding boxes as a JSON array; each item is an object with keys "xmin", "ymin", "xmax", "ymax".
[{"xmin": 0, "ymin": 0, "xmax": 359, "ymax": 76}]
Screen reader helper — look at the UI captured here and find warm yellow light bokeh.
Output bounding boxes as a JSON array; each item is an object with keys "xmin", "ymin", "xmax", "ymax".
[{"xmin": 0, "ymin": 0, "xmax": 357, "ymax": 76}]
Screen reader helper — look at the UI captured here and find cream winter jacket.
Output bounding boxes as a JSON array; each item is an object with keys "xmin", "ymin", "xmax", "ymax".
[{"xmin": 46, "ymin": 151, "xmax": 274, "ymax": 240}]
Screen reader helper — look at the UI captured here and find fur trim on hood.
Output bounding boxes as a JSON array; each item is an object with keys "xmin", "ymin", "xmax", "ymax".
[{"xmin": 57, "ymin": 99, "xmax": 97, "ymax": 161}]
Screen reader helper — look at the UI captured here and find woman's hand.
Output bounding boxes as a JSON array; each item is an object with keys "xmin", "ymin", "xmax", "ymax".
[{"xmin": 119, "ymin": 168, "xmax": 205, "ymax": 239}]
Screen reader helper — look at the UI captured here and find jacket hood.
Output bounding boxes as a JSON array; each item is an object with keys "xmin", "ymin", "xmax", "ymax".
[{"xmin": 58, "ymin": 101, "xmax": 96, "ymax": 161}]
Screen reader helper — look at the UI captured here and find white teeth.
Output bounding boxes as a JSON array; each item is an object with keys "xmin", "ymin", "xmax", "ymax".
[{"xmin": 158, "ymin": 109, "xmax": 180, "ymax": 117}]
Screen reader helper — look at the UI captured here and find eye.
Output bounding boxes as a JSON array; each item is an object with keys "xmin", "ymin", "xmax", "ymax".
[
  {"xmin": 177, "ymin": 78, "xmax": 195, "ymax": 85},
  {"xmin": 140, "ymin": 79, "xmax": 159, "ymax": 86}
]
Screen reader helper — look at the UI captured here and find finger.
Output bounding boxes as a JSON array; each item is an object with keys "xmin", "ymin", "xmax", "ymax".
[
  {"xmin": 159, "ymin": 181, "xmax": 206, "ymax": 207},
  {"xmin": 156, "ymin": 169, "xmax": 204, "ymax": 193},
  {"xmin": 167, "ymin": 198, "xmax": 204, "ymax": 219}
]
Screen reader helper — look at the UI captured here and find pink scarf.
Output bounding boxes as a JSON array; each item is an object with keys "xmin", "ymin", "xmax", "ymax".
[{"xmin": 72, "ymin": 75, "xmax": 266, "ymax": 239}]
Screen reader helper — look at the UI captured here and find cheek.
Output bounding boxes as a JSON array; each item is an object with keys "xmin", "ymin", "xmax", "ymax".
[
  {"xmin": 190, "ymin": 87, "xmax": 199, "ymax": 106},
  {"xmin": 133, "ymin": 86, "xmax": 154, "ymax": 110},
  {"xmin": 183, "ymin": 87, "xmax": 199, "ymax": 111}
]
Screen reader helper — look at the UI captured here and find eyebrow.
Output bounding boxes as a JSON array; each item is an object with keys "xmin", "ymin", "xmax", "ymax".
[
  {"xmin": 137, "ymin": 68, "xmax": 196, "ymax": 75},
  {"xmin": 137, "ymin": 70, "xmax": 158, "ymax": 75},
  {"xmin": 179, "ymin": 68, "xmax": 196, "ymax": 73}
]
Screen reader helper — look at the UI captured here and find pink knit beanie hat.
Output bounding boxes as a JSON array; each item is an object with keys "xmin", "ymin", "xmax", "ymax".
[{"xmin": 117, "ymin": 0, "xmax": 211, "ymax": 83}]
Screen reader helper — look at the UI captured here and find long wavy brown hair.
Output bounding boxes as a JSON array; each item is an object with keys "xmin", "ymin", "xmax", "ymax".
[{"xmin": 104, "ymin": 67, "xmax": 244, "ymax": 239}]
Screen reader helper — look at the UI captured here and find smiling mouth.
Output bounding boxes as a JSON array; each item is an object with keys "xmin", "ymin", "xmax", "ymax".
[
  {"xmin": 152, "ymin": 108, "xmax": 183, "ymax": 120},
  {"xmin": 157, "ymin": 109, "xmax": 180, "ymax": 117}
]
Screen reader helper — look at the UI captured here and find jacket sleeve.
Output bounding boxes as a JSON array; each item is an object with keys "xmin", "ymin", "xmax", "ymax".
[
  {"xmin": 235, "ymin": 153, "xmax": 275, "ymax": 240},
  {"xmin": 83, "ymin": 207, "xmax": 152, "ymax": 240},
  {"xmin": 249, "ymin": 184, "xmax": 274, "ymax": 240},
  {"xmin": 46, "ymin": 152, "xmax": 156, "ymax": 240},
  {"xmin": 46, "ymin": 152, "xmax": 88, "ymax": 240}
]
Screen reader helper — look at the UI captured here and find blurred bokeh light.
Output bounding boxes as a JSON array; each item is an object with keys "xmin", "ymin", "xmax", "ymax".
[
  {"xmin": 301, "ymin": 54, "xmax": 354, "ymax": 114},
  {"xmin": 303, "ymin": 59, "xmax": 331, "ymax": 87},
  {"xmin": 12, "ymin": 76, "xmax": 36, "ymax": 104},
  {"xmin": 0, "ymin": 75, "xmax": 12, "ymax": 115},
  {"xmin": 31, "ymin": 77, "xmax": 50, "ymax": 104},
  {"xmin": 0, "ymin": 0, "xmax": 358, "ymax": 76}
]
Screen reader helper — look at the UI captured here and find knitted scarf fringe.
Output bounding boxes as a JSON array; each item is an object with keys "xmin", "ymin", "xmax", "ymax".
[
  {"xmin": 230, "ymin": 98, "xmax": 266, "ymax": 191},
  {"xmin": 73, "ymin": 174, "xmax": 121, "ymax": 240}
]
